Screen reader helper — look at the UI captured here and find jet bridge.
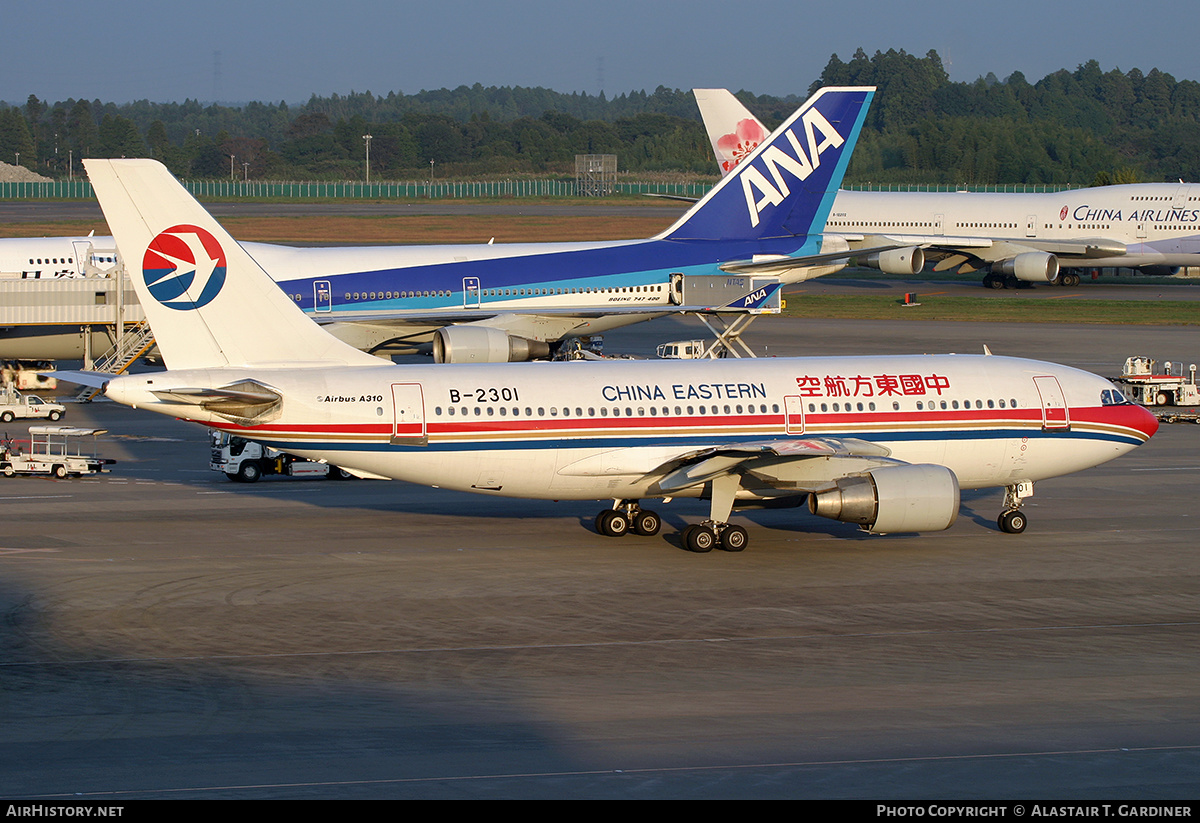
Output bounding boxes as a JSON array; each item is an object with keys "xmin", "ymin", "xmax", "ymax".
[{"xmin": 0, "ymin": 260, "xmax": 148, "ymax": 391}]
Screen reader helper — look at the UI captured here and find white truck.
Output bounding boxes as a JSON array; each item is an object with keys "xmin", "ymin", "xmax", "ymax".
[
  {"xmin": 1, "ymin": 426, "xmax": 115, "ymax": 477},
  {"xmin": 0, "ymin": 389, "xmax": 66, "ymax": 423},
  {"xmin": 1112, "ymin": 356, "xmax": 1200, "ymax": 407},
  {"xmin": 210, "ymin": 431, "xmax": 348, "ymax": 482}
]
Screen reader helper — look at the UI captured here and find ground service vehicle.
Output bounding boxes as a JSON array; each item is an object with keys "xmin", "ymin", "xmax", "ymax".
[
  {"xmin": 210, "ymin": 431, "xmax": 344, "ymax": 482},
  {"xmin": 1113, "ymin": 356, "xmax": 1199, "ymax": 406},
  {"xmin": 0, "ymin": 388, "xmax": 65, "ymax": 423},
  {"xmin": 1, "ymin": 426, "xmax": 114, "ymax": 477}
]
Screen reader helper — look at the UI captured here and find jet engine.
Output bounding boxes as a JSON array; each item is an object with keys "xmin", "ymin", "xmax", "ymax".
[
  {"xmin": 994, "ymin": 252, "xmax": 1059, "ymax": 283},
  {"xmin": 808, "ymin": 463, "xmax": 960, "ymax": 534},
  {"xmin": 858, "ymin": 246, "xmax": 925, "ymax": 275},
  {"xmin": 432, "ymin": 325, "xmax": 551, "ymax": 363}
]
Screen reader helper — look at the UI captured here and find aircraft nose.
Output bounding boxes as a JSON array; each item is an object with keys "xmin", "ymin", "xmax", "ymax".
[{"xmin": 1134, "ymin": 403, "xmax": 1160, "ymax": 441}]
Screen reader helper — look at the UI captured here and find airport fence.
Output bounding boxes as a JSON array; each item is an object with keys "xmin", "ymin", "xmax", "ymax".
[
  {"xmin": 0, "ymin": 178, "xmax": 715, "ymax": 200},
  {"xmin": 0, "ymin": 178, "xmax": 1080, "ymax": 201},
  {"xmin": 842, "ymin": 183, "xmax": 1078, "ymax": 193}
]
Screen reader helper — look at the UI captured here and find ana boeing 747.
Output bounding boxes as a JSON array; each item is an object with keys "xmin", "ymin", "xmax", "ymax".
[
  {"xmin": 1, "ymin": 87, "xmax": 880, "ymax": 368},
  {"xmin": 695, "ymin": 88, "xmax": 1200, "ymax": 288}
]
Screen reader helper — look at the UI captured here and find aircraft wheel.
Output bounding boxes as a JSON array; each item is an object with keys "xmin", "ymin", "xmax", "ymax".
[
  {"xmin": 633, "ymin": 510, "xmax": 661, "ymax": 536},
  {"xmin": 595, "ymin": 509, "xmax": 630, "ymax": 537},
  {"xmin": 684, "ymin": 524, "xmax": 717, "ymax": 553},
  {"xmin": 998, "ymin": 509, "xmax": 1027, "ymax": 534},
  {"xmin": 719, "ymin": 525, "xmax": 748, "ymax": 552},
  {"xmin": 237, "ymin": 461, "xmax": 262, "ymax": 483},
  {"xmin": 984, "ymin": 275, "xmax": 1004, "ymax": 290}
]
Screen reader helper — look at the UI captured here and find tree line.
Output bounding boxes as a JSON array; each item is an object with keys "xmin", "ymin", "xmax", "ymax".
[{"xmin": 2, "ymin": 51, "xmax": 1197, "ymax": 185}]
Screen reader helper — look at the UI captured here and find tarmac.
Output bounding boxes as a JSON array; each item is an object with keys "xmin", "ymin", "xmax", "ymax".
[{"xmin": 1, "ymin": 316, "xmax": 1197, "ymax": 799}]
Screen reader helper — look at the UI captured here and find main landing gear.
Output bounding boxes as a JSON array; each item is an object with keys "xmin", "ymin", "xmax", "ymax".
[
  {"xmin": 998, "ymin": 481, "xmax": 1034, "ymax": 534},
  {"xmin": 680, "ymin": 521, "xmax": 747, "ymax": 553},
  {"xmin": 595, "ymin": 501, "xmax": 662, "ymax": 538},
  {"xmin": 596, "ymin": 474, "xmax": 750, "ymax": 552}
]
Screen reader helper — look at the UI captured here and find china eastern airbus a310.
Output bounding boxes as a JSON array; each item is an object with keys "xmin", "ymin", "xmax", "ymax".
[{"xmin": 61, "ymin": 155, "xmax": 1158, "ymax": 552}]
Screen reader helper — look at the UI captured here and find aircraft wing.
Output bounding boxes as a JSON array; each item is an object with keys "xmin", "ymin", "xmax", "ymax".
[
  {"xmin": 648, "ymin": 437, "xmax": 895, "ymax": 494},
  {"xmin": 833, "ymin": 232, "xmax": 1127, "ymax": 263},
  {"xmin": 719, "ymin": 243, "xmax": 908, "ymax": 274},
  {"xmin": 622, "ymin": 435, "xmax": 959, "ymax": 538}
]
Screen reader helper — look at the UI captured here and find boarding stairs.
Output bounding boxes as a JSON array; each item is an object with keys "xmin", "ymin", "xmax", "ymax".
[{"xmin": 75, "ymin": 319, "xmax": 156, "ymax": 402}]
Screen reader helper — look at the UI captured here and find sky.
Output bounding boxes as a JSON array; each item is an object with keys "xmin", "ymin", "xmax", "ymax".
[{"xmin": 3, "ymin": 0, "xmax": 1197, "ymax": 106}]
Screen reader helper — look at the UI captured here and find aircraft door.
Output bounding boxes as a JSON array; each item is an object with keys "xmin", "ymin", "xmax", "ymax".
[
  {"xmin": 314, "ymin": 280, "xmax": 332, "ymax": 312},
  {"xmin": 1033, "ymin": 375, "xmax": 1070, "ymax": 430},
  {"xmin": 933, "ymin": 214, "xmax": 944, "ymax": 236},
  {"xmin": 391, "ymin": 383, "xmax": 427, "ymax": 445},
  {"xmin": 784, "ymin": 394, "xmax": 805, "ymax": 435},
  {"xmin": 463, "ymin": 277, "xmax": 481, "ymax": 308},
  {"xmin": 669, "ymin": 273, "xmax": 684, "ymax": 305},
  {"xmin": 1026, "ymin": 215, "xmax": 1038, "ymax": 237},
  {"xmin": 71, "ymin": 241, "xmax": 92, "ymax": 275}
]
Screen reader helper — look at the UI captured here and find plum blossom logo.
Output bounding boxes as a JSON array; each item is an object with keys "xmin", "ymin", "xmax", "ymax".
[
  {"xmin": 141, "ymin": 224, "xmax": 227, "ymax": 310},
  {"xmin": 717, "ymin": 118, "xmax": 768, "ymax": 173}
]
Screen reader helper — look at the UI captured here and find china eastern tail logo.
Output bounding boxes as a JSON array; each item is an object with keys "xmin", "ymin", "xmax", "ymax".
[{"xmin": 142, "ymin": 224, "xmax": 227, "ymax": 310}]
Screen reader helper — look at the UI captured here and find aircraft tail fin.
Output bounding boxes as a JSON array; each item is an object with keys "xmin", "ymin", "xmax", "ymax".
[
  {"xmin": 84, "ymin": 159, "xmax": 384, "ymax": 371},
  {"xmin": 659, "ymin": 86, "xmax": 873, "ymax": 243},
  {"xmin": 693, "ymin": 89, "xmax": 767, "ymax": 177}
]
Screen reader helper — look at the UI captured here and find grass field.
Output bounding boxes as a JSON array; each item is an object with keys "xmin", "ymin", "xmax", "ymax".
[{"xmin": 781, "ymin": 293, "xmax": 1199, "ymax": 325}]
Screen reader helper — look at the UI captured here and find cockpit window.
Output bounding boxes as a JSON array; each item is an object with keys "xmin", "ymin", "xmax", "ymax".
[{"xmin": 1100, "ymin": 389, "xmax": 1130, "ymax": 406}]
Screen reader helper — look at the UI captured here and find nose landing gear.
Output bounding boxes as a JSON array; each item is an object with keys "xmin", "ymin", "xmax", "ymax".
[{"xmin": 998, "ymin": 481, "xmax": 1034, "ymax": 534}]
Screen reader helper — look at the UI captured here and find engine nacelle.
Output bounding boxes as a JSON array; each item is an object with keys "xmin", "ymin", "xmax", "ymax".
[
  {"xmin": 432, "ymin": 325, "xmax": 551, "ymax": 363},
  {"xmin": 808, "ymin": 464, "xmax": 960, "ymax": 534},
  {"xmin": 859, "ymin": 246, "xmax": 925, "ymax": 275},
  {"xmin": 994, "ymin": 252, "xmax": 1059, "ymax": 283}
]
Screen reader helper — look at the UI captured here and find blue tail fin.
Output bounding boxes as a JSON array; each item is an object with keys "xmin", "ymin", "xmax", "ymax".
[{"xmin": 659, "ymin": 86, "xmax": 873, "ymax": 242}]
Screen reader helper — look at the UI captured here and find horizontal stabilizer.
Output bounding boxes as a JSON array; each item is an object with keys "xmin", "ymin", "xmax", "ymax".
[{"xmin": 41, "ymin": 370, "xmax": 112, "ymax": 389}]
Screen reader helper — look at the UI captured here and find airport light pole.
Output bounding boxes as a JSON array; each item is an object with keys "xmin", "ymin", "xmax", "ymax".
[
  {"xmin": 363, "ymin": 134, "xmax": 372, "ymax": 183},
  {"xmin": 429, "ymin": 159, "xmax": 434, "ymax": 197}
]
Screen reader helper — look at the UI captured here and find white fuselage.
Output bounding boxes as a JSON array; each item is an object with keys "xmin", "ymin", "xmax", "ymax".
[
  {"xmin": 0, "ymin": 236, "xmax": 120, "ymax": 279},
  {"xmin": 106, "ymin": 354, "xmax": 1157, "ymax": 503},
  {"xmin": 830, "ymin": 183, "xmax": 1200, "ymax": 268}
]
